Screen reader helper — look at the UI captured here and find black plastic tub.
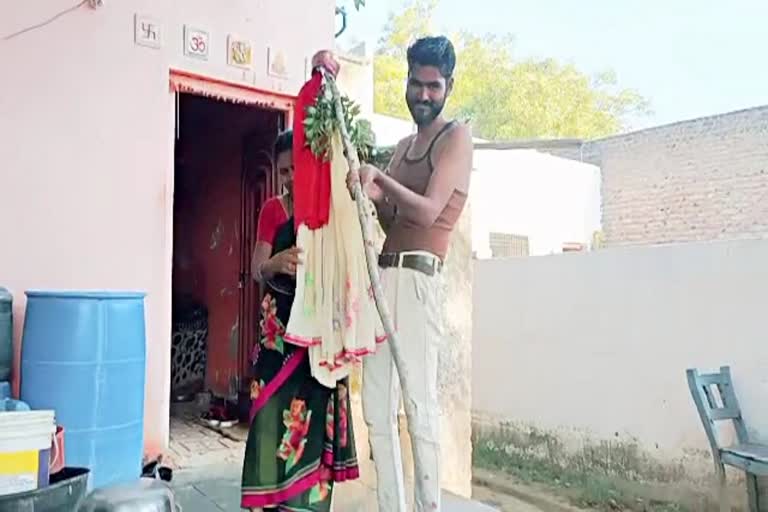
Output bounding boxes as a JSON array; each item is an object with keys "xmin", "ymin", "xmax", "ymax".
[{"xmin": 0, "ymin": 467, "xmax": 89, "ymax": 511}]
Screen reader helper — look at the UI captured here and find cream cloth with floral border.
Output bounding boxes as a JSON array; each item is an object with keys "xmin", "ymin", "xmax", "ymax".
[{"xmin": 285, "ymin": 133, "xmax": 385, "ymax": 388}]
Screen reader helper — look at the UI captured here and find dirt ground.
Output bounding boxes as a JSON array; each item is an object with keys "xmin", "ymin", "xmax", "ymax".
[{"xmin": 472, "ymin": 469, "xmax": 589, "ymax": 512}]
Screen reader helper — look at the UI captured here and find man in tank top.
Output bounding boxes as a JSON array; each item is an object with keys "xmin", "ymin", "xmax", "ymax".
[{"xmin": 346, "ymin": 36, "xmax": 473, "ymax": 512}]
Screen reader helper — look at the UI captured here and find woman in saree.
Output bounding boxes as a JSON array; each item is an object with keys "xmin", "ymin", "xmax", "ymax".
[{"xmin": 241, "ymin": 128, "xmax": 359, "ymax": 512}]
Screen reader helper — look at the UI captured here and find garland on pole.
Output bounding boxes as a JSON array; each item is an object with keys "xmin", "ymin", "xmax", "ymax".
[
  {"xmin": 303, "ymin": 70, "xmax": 400, "ymax": 350},
  {"xmin": 303, "ymin": 86, "xmax": 375, "ymax": 162}
]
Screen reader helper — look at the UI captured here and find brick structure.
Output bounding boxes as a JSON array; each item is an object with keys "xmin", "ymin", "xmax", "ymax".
[
  {"xmin": 486, "ymin": 106, "xmax": 768, "ymax": 247},
  {"xmin": 591, "ymin": 106, "xmax": 768, "ymax": 247},
  {"xmin": 489, "ymin": 232, "xmax": 530, "ymax": 258}
]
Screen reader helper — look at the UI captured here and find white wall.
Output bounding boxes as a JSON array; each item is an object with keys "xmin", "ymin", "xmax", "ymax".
[
  {"xmin": 0, "ymin": 0, "xmax": 333, "ymax": 455},
  {"xmin": 471, "ymin": 149, "xmax": 601, "ymax": 257},
  {"xmin": 370, "ymin": 113, "xmax": 416, "ymax": 147},
  {"xmin": 337, "ymin": 49, "xmax": 374, "ymax": 118},
  {"xmin": 473, "ymin": 239, "xmax": 768, "ymax": 479}
]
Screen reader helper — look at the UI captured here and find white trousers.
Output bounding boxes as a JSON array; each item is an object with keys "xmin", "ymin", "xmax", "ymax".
[{"xmin": 363, "ymin": 264, "xmax": 443, "ymax": 512}]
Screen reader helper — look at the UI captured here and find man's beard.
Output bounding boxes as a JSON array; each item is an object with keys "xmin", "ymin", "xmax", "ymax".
[{"xmin": 407, "ymin": 98, "xmax": 445, "ymax": 126}]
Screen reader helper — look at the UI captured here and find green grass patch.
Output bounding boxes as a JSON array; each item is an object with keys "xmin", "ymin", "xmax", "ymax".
[{"xmin": 472, "ymin": 424, "xmax": 691, "ymax": 512}]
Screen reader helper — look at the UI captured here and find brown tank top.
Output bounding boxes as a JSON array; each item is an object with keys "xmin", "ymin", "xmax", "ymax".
[{"xmin": 382, "ymin": 121, "xmax": 468, "ymax": 260}]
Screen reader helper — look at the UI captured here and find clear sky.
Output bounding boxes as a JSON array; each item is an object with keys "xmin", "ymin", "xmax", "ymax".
[{"xmin": 338, "ymin": 0, "xmax": 768, "ymax": 130}]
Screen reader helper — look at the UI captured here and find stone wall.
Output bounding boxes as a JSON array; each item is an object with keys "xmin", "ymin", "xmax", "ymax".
[
  {"xmin": 593, "ymin": 106, "xmax": 768, "ymax": 246},
  {"xmin": 516, "ymin": 106, "xmax": 768, "ymax": 248},
  {"xmin": 437, "ymin": 204, "xmax": 474, "ymax": 497}
]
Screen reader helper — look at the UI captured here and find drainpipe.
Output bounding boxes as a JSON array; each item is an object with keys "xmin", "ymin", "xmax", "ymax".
[{"xmin": 335, "ymin": 6, "xmax": 348, "ymax": 38}]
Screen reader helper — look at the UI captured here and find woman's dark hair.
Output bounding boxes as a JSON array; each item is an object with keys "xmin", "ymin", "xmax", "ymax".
[
  {"xmin": 274, "ymin": 130, "xmax": 293, "ymax": 157},
  {"xmin": 407, "ymin": 36, "xmax": 456, "ymax": 79}
]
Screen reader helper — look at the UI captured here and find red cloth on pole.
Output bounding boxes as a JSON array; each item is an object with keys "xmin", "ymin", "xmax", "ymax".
[{"xmin": 292, "ymin": 71, "xmax": 331, "ymax": 230}]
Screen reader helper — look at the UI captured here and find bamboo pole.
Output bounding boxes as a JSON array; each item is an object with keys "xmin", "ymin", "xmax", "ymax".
[{"xmin": 322, "ymin": 70, "xmax": 399, "ymax": 348}]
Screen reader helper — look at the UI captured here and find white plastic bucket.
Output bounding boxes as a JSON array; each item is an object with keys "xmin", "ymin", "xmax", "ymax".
[{"xmin": 0, "ymin": 410, "xmax": 55, "ymax": 496}]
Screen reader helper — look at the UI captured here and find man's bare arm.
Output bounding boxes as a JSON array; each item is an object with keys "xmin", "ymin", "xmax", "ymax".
[
  {"xmin": 361, "ymin": 139, "xmax": 409, "ymax": 231},
  {"xmin": 374, "ymin": 124, "xmax": 473, "ymax": 228},
  {"xmin": 373, "ymin": 191, "xmax": 396, "ymax": 232}
]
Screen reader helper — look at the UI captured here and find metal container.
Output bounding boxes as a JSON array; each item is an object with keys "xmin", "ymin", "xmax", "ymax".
[
  {"xmin": 77, "ymin": 478, "xmax": 176, "ymax": 512},
  {"xmin": 0, "ymin": 467, "xmax": 90, "ymax": 512}
]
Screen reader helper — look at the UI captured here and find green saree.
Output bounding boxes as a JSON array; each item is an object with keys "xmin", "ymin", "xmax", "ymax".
[{"xmin": 241, "ymin": 216, "xmax": 359, "ymax": 511}]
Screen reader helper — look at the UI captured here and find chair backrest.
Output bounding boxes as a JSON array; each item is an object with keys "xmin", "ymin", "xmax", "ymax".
[{"xmin": 686, "ymin": 366, "xmax": 750, "ymax": 460}]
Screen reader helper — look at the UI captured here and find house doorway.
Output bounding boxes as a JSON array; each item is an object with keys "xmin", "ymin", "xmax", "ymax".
[{"xmin": 170, "ymin": 88, "xmax": 287, "ymax": 427}]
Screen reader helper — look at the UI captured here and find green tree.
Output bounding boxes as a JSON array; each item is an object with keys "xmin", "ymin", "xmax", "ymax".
[{"xmin": 373, "ymin": 0, "xmax": 651, "ymax": 139}]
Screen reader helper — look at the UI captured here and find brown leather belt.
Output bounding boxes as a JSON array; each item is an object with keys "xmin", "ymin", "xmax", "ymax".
[{"xmin": 378, "ymin": 252, "xmax": 443, "ymax": 276}]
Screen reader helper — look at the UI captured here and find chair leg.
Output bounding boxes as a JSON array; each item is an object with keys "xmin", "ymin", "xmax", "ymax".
[
  {"xmin": 717, "ymin": 465, "xmax": 729, "ymax": 512},
  {"xmin": 745, "ymin": 472, "xmax": 759, "ymax": 512}
]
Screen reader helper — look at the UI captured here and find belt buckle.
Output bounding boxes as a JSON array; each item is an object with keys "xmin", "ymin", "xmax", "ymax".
[
  {"xmin": 414, "ymin": 253, "xmax": 437, "ymax": 276},
  {"xmin": 429, "ymin": 256, "xmax": 440, "ymax": 275}
]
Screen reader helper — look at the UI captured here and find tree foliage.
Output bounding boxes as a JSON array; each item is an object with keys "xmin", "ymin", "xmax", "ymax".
[{"xmin": 373, "ymin": 0, "xmax": 651, "ymax": 139}]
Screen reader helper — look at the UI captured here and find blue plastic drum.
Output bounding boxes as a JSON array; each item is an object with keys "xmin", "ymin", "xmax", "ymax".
[{"xmin": 20, "ymin": 291, "xmax": 146, "ymax": 489}]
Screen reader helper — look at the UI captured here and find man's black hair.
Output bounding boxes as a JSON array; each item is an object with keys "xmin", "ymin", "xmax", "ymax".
[
  {"xmin": 274, "ymin": 130, "xmax": 293, "ymax": 157},
  {"xmin": 407, "ymin": 36, "xmax": 456, "ymax": 79}
]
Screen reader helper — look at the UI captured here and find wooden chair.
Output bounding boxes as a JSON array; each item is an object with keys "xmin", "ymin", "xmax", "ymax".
[{"xmin": 687, "ymin": 366, "xmax": 768, "ymax": 512}]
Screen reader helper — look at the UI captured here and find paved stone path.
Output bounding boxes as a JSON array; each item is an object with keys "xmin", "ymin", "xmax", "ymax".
[
  {"xmin": 167, "ymin": 407, "xmax": 247, "ymax": 470},
  {"xmin": 167, "ymin": 403, "xmax": 544, "ymax": 511},
  {"xmin": 172, "ymin": 463, "xmax": 506, "ymax": 512}
]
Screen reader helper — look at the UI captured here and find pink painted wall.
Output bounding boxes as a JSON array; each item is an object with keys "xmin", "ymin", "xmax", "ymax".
[{"xmin": 0, "ymin": 0, "xmax": 333, "ymax": 456}]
